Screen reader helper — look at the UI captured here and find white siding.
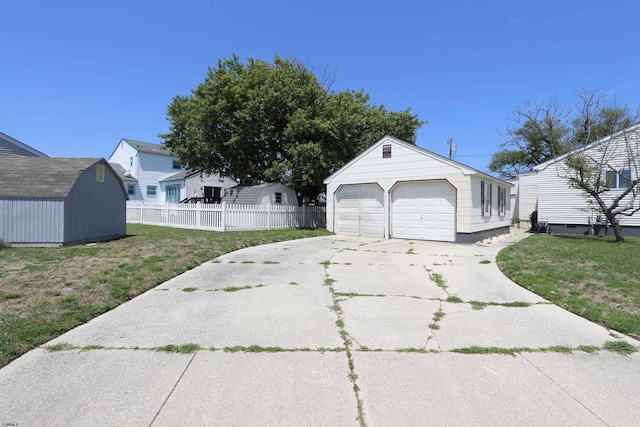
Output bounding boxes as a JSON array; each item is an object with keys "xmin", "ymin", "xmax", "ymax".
[
  {"xmin": 256, "ymin": 183, "xmax": 298, "ymax": 206},
  {"xmin": 185, "ymin": 173, "xmax": 236, "ymax": 199},
  {"xmin": 108, "ymin": 139, "xmax": 183, "ymax": 203},
  {"xmin": 108, "ymin": 140, "xmax": 139, "ymax": 178},
  {"xmin": 509, "ymin": 172, "xmax": 539, "ymax": 225},
  {"xmin": 468, "ymin": 175, "xmax": 512, "ymax": 233},
  {"xmin": 538, "ymin": 162, "xmax": 640, "ymax": 227}
]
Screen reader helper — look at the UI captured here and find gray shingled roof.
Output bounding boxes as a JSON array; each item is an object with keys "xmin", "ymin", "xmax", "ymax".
[
  {"xmin": 109, "ymin": 162, "xmax": 137, "ymax": 181},
  {"xmin": 0, "ymin": 157, "xmax": 103, "ymax": 198},
  {"xmin": 123, "ymin": 139, "xmax": 172, "ymax": 156},
  {"xmin": 160, "ymin": 169, "xmax": 190, "ymax": 181},
  {"xmin": 222, "ymin": 183, "xmax": 274, "ymax": 204}
]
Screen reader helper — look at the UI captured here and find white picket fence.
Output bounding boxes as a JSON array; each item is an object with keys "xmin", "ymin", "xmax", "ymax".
[{"xmin": 126, "ymin": 201, "xmax": 326, "ymax": 231}]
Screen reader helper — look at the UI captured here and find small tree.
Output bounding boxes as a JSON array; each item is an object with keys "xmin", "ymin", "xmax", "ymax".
[
  {"xmin": 496, "ymin": 89, "xmax": 640, "ymax": 242},
  {"xmin": 562, "ymin": 123, "xmax": 640, "ymax": 243}
]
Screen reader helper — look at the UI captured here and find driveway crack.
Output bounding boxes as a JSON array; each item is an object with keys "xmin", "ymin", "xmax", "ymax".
[
  {"xmin": 520, "ymin": 353, "xmax": 610, "ymax": 426},
  {"xmin": 148, "ymin": 351, "xmax": 198, "ymax": 426},
  {"xmin": 323, "ymin": 257, "xmax": 368, "ymax": 427}
]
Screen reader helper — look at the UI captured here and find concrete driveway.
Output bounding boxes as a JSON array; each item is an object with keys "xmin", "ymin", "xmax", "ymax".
[{"xmin": 1, "ymin": 232, "xmax": 639, "ymax": 426}]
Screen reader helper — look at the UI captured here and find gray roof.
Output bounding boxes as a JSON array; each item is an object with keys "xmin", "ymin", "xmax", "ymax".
[
  {"xmin": 109, "ymin": 163, "xmax": 137, "ymax": 181},
  {"xmin": 0, "ymin": 131, "xmax": 48, "ymax": 157},
  {"xmin": 122, "ymin": 139, "xmax": 173, "ymax": 156},
  {"xmin": 0, "ymin": 157, "xmax": 104, "ymax": 198},
  {"xmin": 222, "ymin": 183, "xmax": 273, "ymax": 204},
  {"xmin": 160, "ymin": 169, "xmax": 191, "ymax": 182}
]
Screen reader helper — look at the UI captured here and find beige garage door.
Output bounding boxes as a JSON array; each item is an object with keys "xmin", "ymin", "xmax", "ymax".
[
  {"xmin": 335, "ymin": 184, "xmax": 384, "ymax": 237},
  {"xmin": 392, "ymin": 181, "xmax": 456, "ymax": 242}
]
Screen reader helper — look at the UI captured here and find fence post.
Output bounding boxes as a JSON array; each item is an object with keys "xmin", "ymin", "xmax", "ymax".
[
  {"xmin": 221, "ymin": 201, "xmax": 227, "ymax": 232},
  {"xmin": 267, "ymin": 204, "xmax": 272, "ymax": 230},
  {"xmin": 302, "ymin": 204, "xmax": 306, "ymax": 228},
  {"xmin": 196, "ymin": 202, "xmax": 201, "ymax": 230},
  {"xmin": 140, "ymin": 202, "xmax": 144, "ymax": 224}
]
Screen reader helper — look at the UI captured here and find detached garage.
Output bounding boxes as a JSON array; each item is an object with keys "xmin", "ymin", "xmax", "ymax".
[{"xmin": 324, "ymin": 136, "xmax": 512, "ymax": 243}]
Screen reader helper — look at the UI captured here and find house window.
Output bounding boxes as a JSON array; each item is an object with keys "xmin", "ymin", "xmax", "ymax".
[
  {"xmin": 382, "ymin": 144, "xmax": 392, "ymax": 158},
  {"xmin": 275, "ymin": 192, "xmax": 282, "ymax": 204},
  {"xmin": 481, "ymin": 181, "xmax": 492, "ymax": 216},
  {"xmin": 172, "ymin": 159, "xmax": 181, "ymax": 170},
  {"xmin": 166, "ymin": 184, "xmax": 180, "ymax": 203},
  {"xmin": 147, "ymin": 185, "xmax": 157, "ymax": 197},
  {"xmin": 96, "ymin": 164, "xmax": 105, "ymax": 182},
  {"xmin": 127, "ymin": 184, "xmax": 135, "ymax": 195},
  {"xmin": 606, "ymin": 169, "xmax": 631, "ymax": 189}
]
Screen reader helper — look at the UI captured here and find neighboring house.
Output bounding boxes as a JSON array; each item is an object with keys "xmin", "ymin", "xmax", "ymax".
[
  {"xmin": 108, "ymin": 138, "xmax": 235, "ymax": 203},
  {"xmin": 324, "ymin": 136, "xmax": 512, "ymax": 243},
  {"xmin": 162, "ymin": 170, "xmax": 237, "ymax": 203},
  {"xmin": 0, "ymin": 131, "xmax": 48, "ymax": 157},
  {"xmin": 531, "ymin": 124, "xmax": 640, "ymax": 236},
  {"xmin": 0, "ymin": 157, "xmax": 127, "ymax": 246},
  {"xmin": 509, "ymin": 171, "xmax": 538, "ymax": 229},
  {"xmin": 221, "ymin": 182, "xmax": 298, "ymax": 206}
]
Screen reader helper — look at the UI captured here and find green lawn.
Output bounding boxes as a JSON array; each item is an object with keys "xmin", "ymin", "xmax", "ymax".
[
  {"xmin": 0, "ymin": 224, "xmax": 331, "ymax": 367},
  {"xmin": 497, "ymin": 233, "xmax": 640, "ymax": 339}
]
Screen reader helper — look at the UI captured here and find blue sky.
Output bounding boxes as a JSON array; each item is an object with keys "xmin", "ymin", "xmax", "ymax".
[{"xmin": 2, "ymin": 0, "xmax": 639, "ymax": 172}]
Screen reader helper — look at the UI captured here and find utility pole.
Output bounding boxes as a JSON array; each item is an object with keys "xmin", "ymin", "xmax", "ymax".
[{"xmin": 448, "ymin": 138, "xmax": 456, "ymax": 159}]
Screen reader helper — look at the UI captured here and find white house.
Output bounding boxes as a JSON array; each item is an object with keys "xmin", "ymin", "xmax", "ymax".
[
  {"xmin": 324, "ymin": 136, "xmax": 512, "ymax": 243},
  {"xmin": 108, "ymin": 139, "xmax": 235, "ymax": 203},
  {"xmin": 221, "ymin": 182, "xmax": 298, "ymax": 206},
  {"xmin": 532, "ymin": 124, "xmax": 640, "ymax": 236}
]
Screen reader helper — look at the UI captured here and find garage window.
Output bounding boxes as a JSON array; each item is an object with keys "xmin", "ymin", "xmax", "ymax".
[
  {"xmin": 382, "ymin": 144, "xmax": 391, "ymax": 158},
  {"xmin": 481, "ymin": 181, "xmax": 492, "ymax": 216},
  {"xmin": 498, "ymin": 186, "xmax": 506, "ymax": 215}
]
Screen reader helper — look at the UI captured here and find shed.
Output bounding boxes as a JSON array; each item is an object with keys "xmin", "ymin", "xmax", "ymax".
[
  {"xmin": 222, "ymin": 183, "xmax": 298, "ymax": 206},
  {"xmin": 0, "ymin": 157, "xmax": 127, "ymax": 246},
  {"xmin": 323, "ymin": 136, "xmax": 512, "ymax": 243}
]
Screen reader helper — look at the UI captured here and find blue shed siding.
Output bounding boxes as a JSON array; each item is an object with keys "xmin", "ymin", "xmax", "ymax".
[
  {"xmin": 0, "ymin": 198, "xmax": 64, "ymax": 244},
  {"xmin": 64, "ymin": 162, "xmax": 127, "ymax": 245}
]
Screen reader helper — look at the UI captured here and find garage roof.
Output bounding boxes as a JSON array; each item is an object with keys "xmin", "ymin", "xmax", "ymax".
[{"xmin": 324, "ymin": 136, "xmax": 511, "ymax": 185}]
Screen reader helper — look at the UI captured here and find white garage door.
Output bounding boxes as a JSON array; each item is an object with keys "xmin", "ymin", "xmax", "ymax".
[
  {"xmin": 392, "ymin": 181, "xmax": 456, "ymax": 242},
  {"xmin": 335, "ymin": 184, "xmax": 384, "ymax": 237}
]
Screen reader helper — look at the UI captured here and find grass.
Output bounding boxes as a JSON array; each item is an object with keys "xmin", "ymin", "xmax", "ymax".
[
  {"xmin": 0, "ymin": 224, "xmax": 331, "ymax": 368},
  {"xmin": 497, "ymin": 234, "xmax": 640, "ymax": 339},
  {"xmin": 153, "ymin": 343, "xmax": 201, "ymax": 354},
  {"xmin": 603, "ymin": 340, "xmax": 638, "ymax": 356}
]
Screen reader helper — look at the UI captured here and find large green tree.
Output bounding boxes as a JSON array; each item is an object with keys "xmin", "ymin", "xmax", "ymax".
[{"xmin": 161, "ymin": 55, "xmax": 425, "ymax": 202}]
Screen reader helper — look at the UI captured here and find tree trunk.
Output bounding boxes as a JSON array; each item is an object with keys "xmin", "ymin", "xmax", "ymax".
[{"xmin": 605, "ymin": 213, "xmax": 625, "ymax": 243}]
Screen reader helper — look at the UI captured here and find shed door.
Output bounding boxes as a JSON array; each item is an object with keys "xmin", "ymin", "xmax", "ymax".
[
  {"xmin": 392, "ymin": 181, "xmax": 456, "ymax": 242},
  {"xmin": 335, "ymin": 184, "xmax": 384, "ymax": 237}
]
